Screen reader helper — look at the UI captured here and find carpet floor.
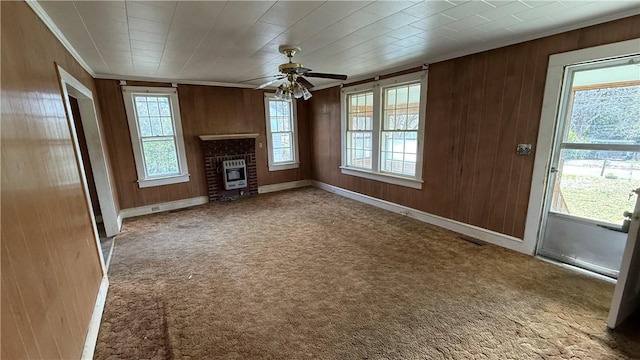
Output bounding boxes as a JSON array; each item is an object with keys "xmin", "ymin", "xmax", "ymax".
[{"xmin": 95, "ymin": 187, "xmax": 640, "ymax": 359}]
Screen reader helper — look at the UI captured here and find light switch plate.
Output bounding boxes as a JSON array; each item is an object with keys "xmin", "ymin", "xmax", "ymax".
[{"xmin": 517, "ymin": 144, "xmax": 532, "ymax": 155}]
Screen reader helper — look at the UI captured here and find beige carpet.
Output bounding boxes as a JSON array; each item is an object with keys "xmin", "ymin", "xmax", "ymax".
[{"xmin": 95, "ymin": 187, "xmax": 640, "ymax": 359}]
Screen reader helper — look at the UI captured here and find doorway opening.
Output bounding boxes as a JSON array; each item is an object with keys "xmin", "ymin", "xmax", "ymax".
[
  {"xmin": 57, "ymin": 65, "xmax": 120, "ymax": 271},
  {"xmin": 538, "ymin": 55, "xmax": 640, "ymax": 278}
]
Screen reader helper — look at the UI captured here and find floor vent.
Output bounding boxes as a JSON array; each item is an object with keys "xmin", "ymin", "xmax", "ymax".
[{"xmin": 458, "ymin": 235, "xmax": 485, "ymax": 247}]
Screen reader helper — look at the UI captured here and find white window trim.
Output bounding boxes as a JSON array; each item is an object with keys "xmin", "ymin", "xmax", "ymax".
[
  {"xmin": 340, "ymin": 71, "xmax": 428, "ymax": 189},
  {"xmin": 264, "ymin": 93, "xmax": 300, "ymax": 171},
  {"xmin": 122, "ymin": 85, "xmax": 190, "ymax": 188}
]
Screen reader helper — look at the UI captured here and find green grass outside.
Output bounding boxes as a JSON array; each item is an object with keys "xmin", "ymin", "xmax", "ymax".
[{"xmin": 560, "ymin": 175, "xmax": 637, "ymax": 224}]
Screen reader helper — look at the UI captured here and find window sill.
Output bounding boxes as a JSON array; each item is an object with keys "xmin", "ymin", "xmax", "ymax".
[
  {"xmin": 269, "ymin": 162, "xmax": 299, "ymax": 172},
  {"xmin": 138, "ymin": 174, "xmax": 190, "ymax": 188},
  {"xmin": 340, "ymin": 166, "xmax": 423, "ymax": 189}
]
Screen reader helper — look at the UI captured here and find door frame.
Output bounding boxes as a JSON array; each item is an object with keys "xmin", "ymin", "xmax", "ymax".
[
  {"xmin": 57, "ymin": 65, "xmax": 121, "ymax": 238},
  {"xmin": 523, "ymin": 38, "xmax": 640, "ymax": 256}
]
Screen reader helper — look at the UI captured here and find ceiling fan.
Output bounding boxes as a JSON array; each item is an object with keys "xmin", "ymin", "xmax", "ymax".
[{"xmin": 244, "ymin": 46, "xmax": 348, "ymax": 100}]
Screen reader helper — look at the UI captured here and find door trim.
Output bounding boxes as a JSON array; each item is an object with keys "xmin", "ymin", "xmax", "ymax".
[
  {"xmin": 525, "ymin": 38, "xmax": 640, "ymax": 256},
  {"xmin": 57, "ymin": 65, "xmax": 121, "ymax": 237}
]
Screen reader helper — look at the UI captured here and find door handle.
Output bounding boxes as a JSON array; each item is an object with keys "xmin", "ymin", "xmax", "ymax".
[{"xmin": 550, "ymin": 167, "xmax": 558, "ymax": 173}]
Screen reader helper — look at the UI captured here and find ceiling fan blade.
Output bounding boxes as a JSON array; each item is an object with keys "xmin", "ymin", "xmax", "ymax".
[
  {"xmin": 256, "ymin": 76, "xmax": 285, "ymax": 89},
  {"xmin": 304, "ymin": 72, "xmax": 348, "ymax": 80},
  {"xmin": 296, "ymin": 77, "xmax": 315, "ymax": 89},
  {"xmin": 294, "ymin": 67, "xmax": 312, "ymax": 75},
  {"xmin": 240, "ymin": 74, "xmax": 282, "ymax": 83}
]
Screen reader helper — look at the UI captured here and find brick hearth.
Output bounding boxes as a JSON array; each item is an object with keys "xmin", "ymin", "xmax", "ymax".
[{"xmin": 201, "ymin": 136, "xmax": 258, "ymax": 202}]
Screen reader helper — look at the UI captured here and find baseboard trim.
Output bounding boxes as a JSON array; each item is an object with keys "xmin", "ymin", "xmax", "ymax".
[
  {"xmin": 312, "ymin": 181, "xmax": 528, "ymax": 254},
  {"xmin": 119, "ymin": 196, "xmax": 209, "ymax": 219},
  {"xmin": 258, "ymin": 180, "xmax": 312, "ymax": 194},
  {"xmin": 81, "ymin": 276, "xmax": 109, "ymax": 360}
]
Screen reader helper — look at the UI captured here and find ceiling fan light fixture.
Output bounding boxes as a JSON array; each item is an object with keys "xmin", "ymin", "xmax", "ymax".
[
  {"xmin": 275, "ymin": 84, "xmax": 285, "ymax": 99},
  {"xmin": 292, "ymin": 82, "xmax": 303, "ymax": 99},
  {"xmin": 302, "ymin": 86, "xmax": 312, "ymax": 100}
]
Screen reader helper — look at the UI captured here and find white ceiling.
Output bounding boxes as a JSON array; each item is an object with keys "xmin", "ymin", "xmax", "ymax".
[{"xmin": 36, "ymin": 0, "xmax": 640, "ymax": 88}]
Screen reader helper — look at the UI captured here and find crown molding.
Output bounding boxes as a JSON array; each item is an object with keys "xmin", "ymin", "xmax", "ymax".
[
  {"xmin": 26, "ymin": 0, "xmax": 96, "ymax": 77},
  {"xmin": 93, "ymin": 73, "xmax": 257, "ymax": 89}
]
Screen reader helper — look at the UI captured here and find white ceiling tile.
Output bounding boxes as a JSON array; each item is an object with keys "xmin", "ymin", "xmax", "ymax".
[
  {"xmin": 507, "ymin": 15, "xmax": 559, "ymax": 32},
  {"xmin": 74, "ymin": 1, "xmax": 127, "ymax": 23},
  {"xmin": 512, "ymin": 1, "xmax": 567, "ymax": 21},
  {"xmin": 309, "ymin": 1, "xmax": 370, "ymax": 23},
  {"xmin": 129, "ymin": 29, "xmax": 167, "ymax": 44},
  {"xmin": 445, "ymin": 14, "xmax": 491, "ymax": 32},
  {"xmin": 260, "ymin": 2, "xmax": 324, "ymax": 28},
  {"xmin": 128, "ymin": 18, "xmax": 172, "ymax": 35},
  {"xmin": 403, "ymin": 1, "xmax": 456, "ymax": 19},
  {"xmin": 385, "ymin": 25, "xmax": 425, "ymax": 40},
  {"xmin": 361, "ymin": 1, "xmax": 416, "ymax": 17},
  {"xmin": 351, "ymin": 23, "xmax": 396, "ymax": 40},
  {"xmin": 36, "ymin": 0, "xmax": 638, "ymax": 84},
  {"xmin": 392, "ymin": 35, "xmax": 429, "ymax": 48},
  {"xmin": 132, "ymin": 48, "xmax": 163, "ymax": 60},
  {"xmin": 130, "ymin": 40, "xmax": 165, "ymax": 51},
  {"xmin": 91, "ymin": 31, "xmax": 131, "ymax": 44},
  {"xmin": 440, "ymin": 1, "xmax": 496, "ymax": 20},
  {"xmin": 477, "ymin": 1, "xmax": 532, "ymax": 21},
  {"xmin": 171, "ymin": 2, "xmax": 225, "ymax": 28},
  {"xmin": 411, "ymin": 13, "xmax": 458, "ymax": 31},
  {"xmin": 558, "ymin": 0, "xmax": 597, "ymax": 8},
  {"xmin": 477, "ymin": 15, "xmax": 525, "ymax": 32},
  {"xmin": 94, "ymin": 41, "xmax": 132, "ymax": 52},
  {"xmin": 518, "ymin": 0, "xmax": 557, "ymax": 8},
  {"xmin": 375, "ymin": 11, "xmax": 422, "ymax": 30},
  {"xmin": 338, "ymin": 10, "xmax": 387, "ymax": 29},
  {"xmin": 126, "ymin": 1, "xmax": 176, "ymax": 23},
  {"xmin": 245, "ymin": 21, "xmax": 288, "ymax": 38}
]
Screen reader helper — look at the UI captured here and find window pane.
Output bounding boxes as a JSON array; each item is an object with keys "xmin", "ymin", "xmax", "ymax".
[
  {"xmin": 396, "ymin": 86, "xmax": 408, "ymax": 106},
  {"xmin": 347, "ymin": 92, "xmax": 374, "ymax": 131},
  {"xmin": 550, "ymin": 149, "xmax": 639, "ymax": 224},
  {"xmin": 158, "ymin": 97, "xmax": 171, "ymax": 116},
  {"xmin": 380, "ymin": 131, "xmax": 417, "ymax": 177},
  {"xmin": 565, "ymin": 84, "xmax": 640, "ymax": 144},
  {"xmin": 161, "ymin": 117, "xmax": 174, "ymax": 135},
  {"xmin": 147, "ymin": 98, "xmax": 160, "ymax": 116},
  {"xmin": 383, "ymin": 82, "xmax": 421, "ymax": 132},
  {"xmin": 135, "ymin": 97, "xmax": 149, "ymax": 116},
  {"xmin": 346, "ymin": 131, "xmax": 373, "ymax": 169},
  {"xmin": 271, "ymin": 132, "xmax": 293, "ymax": 163},
  {"xmin": 138, "ymin": 117, "xmax": 152, "ymax": 137},
  {"xmin": 142, "ymin": 138, "xmax": 179, "ymax": 177}
]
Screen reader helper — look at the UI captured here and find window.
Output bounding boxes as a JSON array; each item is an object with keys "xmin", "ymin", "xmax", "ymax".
[
  {"xmin": 122, "ymin": 86, "xmax": 189, "ymax": 188},
  {"xmin": 264, "ymin": 94, "xmax": 299, "ymax": 171},
  {"xmin": 341, "ymin": 72, "xmax": 427, "ymax": 189},
  {"xmin": 346, "ymin": 92, "xmax": 374, "ymax": 170}
]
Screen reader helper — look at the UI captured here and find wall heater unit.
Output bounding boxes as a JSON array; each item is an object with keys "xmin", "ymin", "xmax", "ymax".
[{"xmin": 222, "ymin": 159, "xmax": 247, "ymax": 190}]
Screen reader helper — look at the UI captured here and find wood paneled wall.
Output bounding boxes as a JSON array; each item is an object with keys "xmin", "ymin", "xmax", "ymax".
[
  {"xmin": 310, "ymin": 15, "xmax": 640, "ymax": 239},
  {"xmin": 1, "ymin": 2, "xmax": 105, "ymax": 358},
  {"xmin": 95, "ymin": 80, "xmax": 311, "ymax": 209}
]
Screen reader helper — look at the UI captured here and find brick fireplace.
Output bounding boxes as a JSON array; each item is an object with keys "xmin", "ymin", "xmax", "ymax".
[{"xmin": 200, "ymin": 134, "xmax": 259, "ymax": 202}]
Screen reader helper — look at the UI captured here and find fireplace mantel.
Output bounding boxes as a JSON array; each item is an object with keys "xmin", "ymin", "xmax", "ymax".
[{"xmin": 199, "ymin": 133, "xmax": 259, "ymax": 141}]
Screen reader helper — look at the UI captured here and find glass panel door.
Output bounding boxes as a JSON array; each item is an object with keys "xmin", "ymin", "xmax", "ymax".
[{"xmin": 539, "ymin": 55, "xmax": 640, "ymax": 277}]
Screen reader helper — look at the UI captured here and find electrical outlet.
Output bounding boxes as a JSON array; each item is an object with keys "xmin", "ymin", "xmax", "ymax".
[{"xmin": 517, "ymin": 144, "xmax": 532, "ymax": 155}]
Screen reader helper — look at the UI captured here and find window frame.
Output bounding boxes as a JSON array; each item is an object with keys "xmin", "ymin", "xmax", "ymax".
[
  {"xmin": 122, "ymin": 85, "xmax": 190, "ymax": 188},
  {"xmin": 340, "ymin": 71, "xmax": 428, "ymax": 189},
  {"xmin": 264, "ymin": 93, "xmax": 300, "ymax": 171}
]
